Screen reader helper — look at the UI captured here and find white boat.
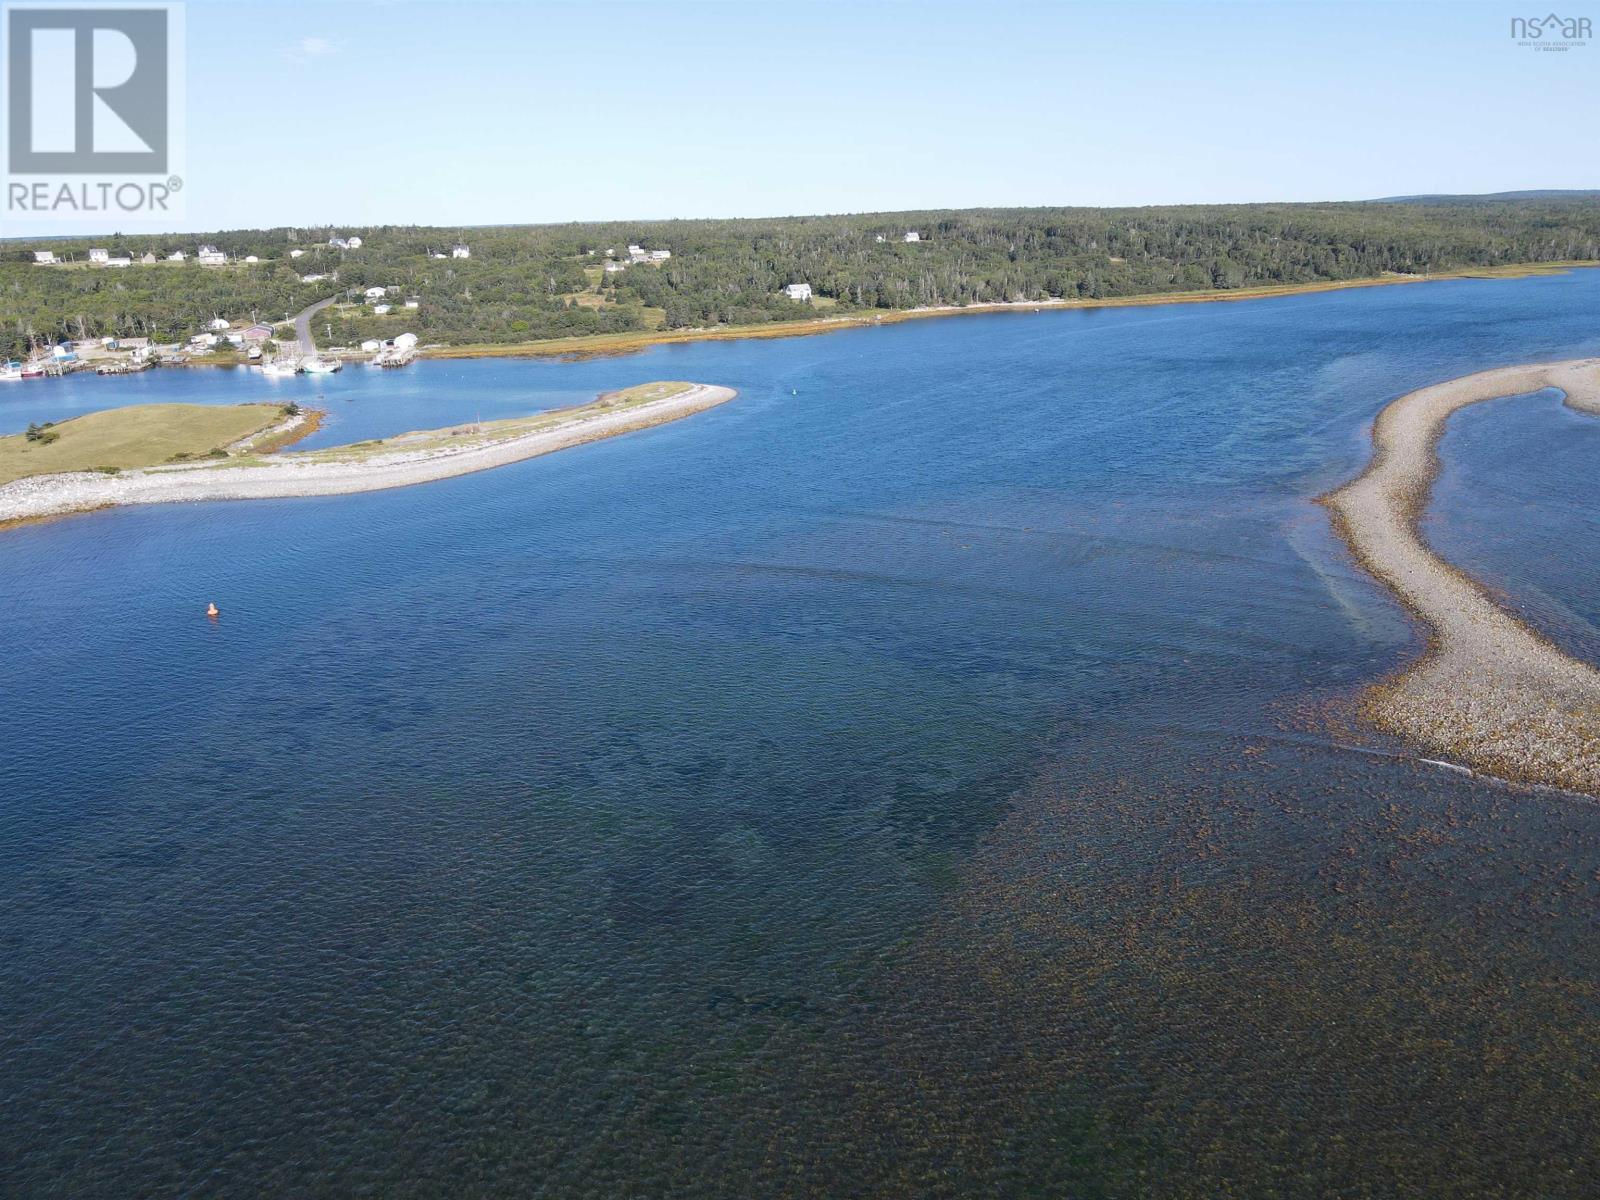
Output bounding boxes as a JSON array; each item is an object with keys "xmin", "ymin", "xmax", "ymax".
[
  {"xmin": 259, "ymin": 359, "xmax": 300, "ymax": 377},
  {"xmin": 0, "ymin": 360, "xmax": 25, "ymax": 382},
  {"xmin": 301, "ymin": 356, "xmax": 341, "ymax": 375}
]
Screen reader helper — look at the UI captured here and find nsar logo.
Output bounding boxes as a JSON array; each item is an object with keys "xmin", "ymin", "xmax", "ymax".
[{"xmin": 1510, "ymin": 11, "xmax": 1592, "ymax": 49}]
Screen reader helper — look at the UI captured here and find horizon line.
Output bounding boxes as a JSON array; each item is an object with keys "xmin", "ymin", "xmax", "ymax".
[{"xmin": 7, "ymin": 189, "xmax": 1600, "ymax": 243}]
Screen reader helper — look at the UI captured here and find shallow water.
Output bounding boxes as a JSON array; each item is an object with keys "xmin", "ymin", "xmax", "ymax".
[{"xmin": 3, "ymin": 272, "xmax": 1600, "ymax": 1196}]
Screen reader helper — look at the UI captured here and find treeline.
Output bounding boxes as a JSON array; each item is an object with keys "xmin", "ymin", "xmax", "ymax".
[
  {"xmin": 0, "ymin": 260, "xmax": 323, "ymax": 358},
  {"xmin": 5, "ymin": 199, "xmax": 1600, "ymax": 357}
]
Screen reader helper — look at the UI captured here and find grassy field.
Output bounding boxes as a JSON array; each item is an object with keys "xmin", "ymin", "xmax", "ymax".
[
  {"xmin": 426, "ymin": 261, "xmax": 1599, "ymax": 362},
  {"xmin": 0, "ymin": 403, "xmax": 289, "ymax": 485},
  {"xmin": 245, "ymin": 381, "xmax": 700, "ymax": 469}
]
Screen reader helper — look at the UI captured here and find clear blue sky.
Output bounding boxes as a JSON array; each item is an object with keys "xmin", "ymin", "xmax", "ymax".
[{"xmin": 39, "ymin": 0, "xmax": 1600, "ymax": 232}]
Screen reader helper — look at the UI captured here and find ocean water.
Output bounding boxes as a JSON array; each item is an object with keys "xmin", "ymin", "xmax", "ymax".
[{"xmin": 3, "ymin": 273, "xmax": 1600, "ymax": 1197}]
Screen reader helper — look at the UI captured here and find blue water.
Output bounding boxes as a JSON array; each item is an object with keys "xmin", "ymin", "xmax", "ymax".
[{"xmin": 4, "ymin": 272, "xmax": 1600, "ymax": 1196}]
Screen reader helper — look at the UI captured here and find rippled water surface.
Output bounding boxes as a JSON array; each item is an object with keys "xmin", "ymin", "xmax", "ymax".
[{"xmin": 4, "ymin": 273, "xmax": 1600, "ymax": 1197}]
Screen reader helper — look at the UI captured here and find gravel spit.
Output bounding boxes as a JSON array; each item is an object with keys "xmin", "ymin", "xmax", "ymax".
[{"xmin": 1325, "ymin": 358, "xmax": 1600, "ymax": 795}]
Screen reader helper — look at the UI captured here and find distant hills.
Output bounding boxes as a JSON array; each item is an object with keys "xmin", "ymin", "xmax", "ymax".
[{"xmin": 1373, "ymin": 189, "xmax": 1600, "ymax": 204}]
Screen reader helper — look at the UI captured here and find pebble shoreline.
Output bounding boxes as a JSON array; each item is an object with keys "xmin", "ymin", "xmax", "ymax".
[
  {"xmin": 1324, "ymin": 358, "xmax": 1600, "ymax": 795},
  {"xmin": 0, "ymin": 385, "xmax": 736, "ymax": 527}
]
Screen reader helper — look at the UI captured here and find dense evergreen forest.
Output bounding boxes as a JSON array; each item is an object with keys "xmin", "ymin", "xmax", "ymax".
[{"xmin": 5, "ymin": 198, "xmax": 1600, "ymax": 359}]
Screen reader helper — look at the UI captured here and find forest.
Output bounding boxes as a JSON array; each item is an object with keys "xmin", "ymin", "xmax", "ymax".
[{"xmin": 5, "ymin": 197, "xmax": 1600, "ymax": 359}]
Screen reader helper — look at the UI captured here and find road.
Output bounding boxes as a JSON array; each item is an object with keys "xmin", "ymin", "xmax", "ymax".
[{"xmin": 292, "ymin": 297, "xmax": 337, "ymax": 357}]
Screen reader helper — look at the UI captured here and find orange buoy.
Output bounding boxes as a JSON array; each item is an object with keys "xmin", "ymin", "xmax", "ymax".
[{"xmin": 206, "ymin": 602, "xmax": 219, "ymax": 618}]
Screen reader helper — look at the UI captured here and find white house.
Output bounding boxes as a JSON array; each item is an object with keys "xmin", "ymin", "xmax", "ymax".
[
  {"xmin": 244, "ymin": 255, "xmax": 259, "ymax": 263},
  {"xmin": 139, "ymin": 252, "xmax": 157, "ymax": 264},
  {"xmin": 404, "ymin": 297, "xmax": 420, "ymax": 309},
  {"xmin": 626, "ymin": 244, "xmax": 647, "ymax": 263},
  {"xmin": 451, "ymin": 244, "xmax": 470, "ymax": 259},
  {"xmin": 373, "ymin": 303, "xmax": 392, "ymax": 315},
  {"xmin": 392, "ymin": 332, "xmax": 418, "ymax": 350},
  {"xmin": 329, "ymin": 237, "xmax": 349, "ymax": 249},
  {"xmin": 289, "ymin": 249, "xmax": 305, "ymax": 258},
  {"xmin": 33, "ymin": 250, "xmax": 57, "ymax": 264},
  {"xmin": 360, "ymin": 339, "xmax": 382, "ymax": 352},
  {"xmin": 208, "ymin": 317, "xmax": 231, "ymax": 331},
  {"xmin": 347, "ymin": 236, "xmax": 363, "ymax": 249},
  {"xmin": 783, "ymin": 283, "xmax": 813, "ymax": 301},
  {"xmin": 105, "ymin": 256, "xmax": 132, "ymax": 267},
  {"xmin": 604, "ymin": 260, "xmax": 626, "ymax": 273},
  {"xmin": 197, "ymin": 244, "xmax": 226, "ymax": 265},
  {"xmin": 190, "ymin": 332, "xmax": 218, "ymax": 347},
  {"xmin": 364, "ymin": 286, "xmax": 388, "ymax": 300},
  {"xmin": 903, "ymin": 231, "xmax": 921, "ymax": 243},
  {"xmin": 167, "ymin": 250, "xmax": 186, "ymax": 261},
  {"xmin": 649, "ymin": 249, "xmax": 671, "ymax": 262},
  {"xmin": 88, "ymin": 248, "xmax": 110, "ymax": 263}
]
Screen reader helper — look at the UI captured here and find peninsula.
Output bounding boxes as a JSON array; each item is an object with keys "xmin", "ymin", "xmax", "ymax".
[
  {"xmin": 0, "ymin": 382, "xmax": 734, "ymax": 527},
  {"xmin": 1325, "ymin": 358, "xmax": 1600, "ymax": 795}
]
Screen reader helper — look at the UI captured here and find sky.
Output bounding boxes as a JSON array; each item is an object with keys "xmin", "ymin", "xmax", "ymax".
[{"xmin": 8, "ymin": 0, "xmax": 1600, "ymax": 234}]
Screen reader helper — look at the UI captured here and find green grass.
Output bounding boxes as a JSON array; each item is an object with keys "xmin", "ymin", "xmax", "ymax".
[
  {"xmin": 231, "ymin": 381, "xmax": 699, "ymax": 470},
  {"xmin": 600, "ymin": 381, "xmax": 695, "ymax": 405},
  {"xmin": 0, "ymin": 403, "xmax": 285, "ymax": 485}
]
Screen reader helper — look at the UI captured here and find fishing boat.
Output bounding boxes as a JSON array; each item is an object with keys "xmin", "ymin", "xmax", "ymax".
[
  {"xmin": 301, "ymin": 356, "xmax": 342, "ymax": 375},
  {"xmin": 259, "ymin": 358, "xmax": 300, "ymax": 378},
  {"xmin": 0, "ymin": 360, "xmax": 25, "ymax": 382}
]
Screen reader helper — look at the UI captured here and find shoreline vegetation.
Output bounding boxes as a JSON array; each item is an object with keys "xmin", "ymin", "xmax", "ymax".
[
  {"xmin": 421, "ymin": 262, "xmax": 1597, "ymax": 361},
  {"xmin": 1324, "ymin": 358, "xmax": 1600, "ymax": 796},
  {"xmin": 9, "ymin": 198, "xmax": 1600, "ymax": 361},
  {"xmin": 0, "ymin": 382, "xmax": 734, "ymax": 529}
]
